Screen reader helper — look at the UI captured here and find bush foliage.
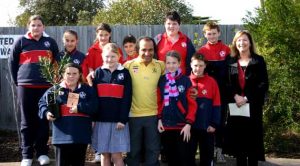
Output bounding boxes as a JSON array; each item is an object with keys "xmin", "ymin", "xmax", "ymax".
[{"xmin": 243, "ymin": 0, "xmax": 300, "ymax": 153}]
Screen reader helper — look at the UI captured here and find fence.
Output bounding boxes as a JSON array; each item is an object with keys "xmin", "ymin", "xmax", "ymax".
[{"xmin": 0, "ymin": 24, "xmax": 243, "ymax": 130}]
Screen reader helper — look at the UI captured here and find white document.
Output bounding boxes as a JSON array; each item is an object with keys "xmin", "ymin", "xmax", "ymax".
[{"xmin": 228, "ymin": 103, "xmax": 250, "ymax": 117}]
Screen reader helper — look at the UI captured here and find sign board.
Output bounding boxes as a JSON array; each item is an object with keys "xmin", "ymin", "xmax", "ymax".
[{"xmin": 0, "ymin": 35, "xmax": 22, "ymax": 59}]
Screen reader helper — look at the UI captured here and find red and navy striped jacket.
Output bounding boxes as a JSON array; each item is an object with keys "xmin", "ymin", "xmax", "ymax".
[
  {"xmin": 92, "ymin": 64, "xmax": 132, "ymax": 124},
  {"xmin": 190, "ymin": 73, "xmax": 221, "ymax": 130},
  {"xmin": 9, "ymin": 32, "xmax": 59, "ymax": 87},
  {"xmin": 157, "ymin": 74, "xmax": 197, "ymax": 130}
]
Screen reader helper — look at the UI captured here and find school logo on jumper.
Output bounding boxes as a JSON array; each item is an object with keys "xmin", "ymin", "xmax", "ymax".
[
  {"xmin": 73, "ymin": 59, "xmax": 80, "ymax": 64},
  {"xmin": 133, "ymin": 66, "xmax": 139, "ymax": 73},
  {"xmin": 178, "ymin": 85, "xmax": 185, "ymax": 93},
  {"xmin": 58, "ymin": 90, "xmax": 64, "ymax": 96},
  {"xmin": 118, "ymin": 73, "xmax": 124, "ymax": 80},
  {"xmin": 219, "ymin": 51, "xmax": 226, "ymax": 57},
  {"xmin": 44, "ymin": 41, "xmax": 50, "ymax": 48},
  {"xmin": 79, "ymin": 91, "xmax": 86, "ymax": 99},
  {"xmin": 181, "ymin": 42, "xmax": 187, "ymax": 48},
  {"xmin": 202, "ymin": 89, "xmax": 207, "ymax": 95}
]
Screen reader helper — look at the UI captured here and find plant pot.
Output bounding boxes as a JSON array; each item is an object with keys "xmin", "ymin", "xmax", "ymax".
[
  {"xmin": 48, "ymin": 103, "xmax": 61, "ymax": 119},
  {"xmin": 47, "ymin": 91, "xmax": 61, "ymax": 119}
]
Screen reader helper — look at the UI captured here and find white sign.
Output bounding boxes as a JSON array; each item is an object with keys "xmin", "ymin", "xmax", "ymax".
[{"xmin": 0, "ymin": 35, "xmax": 22, "ymax": 59}]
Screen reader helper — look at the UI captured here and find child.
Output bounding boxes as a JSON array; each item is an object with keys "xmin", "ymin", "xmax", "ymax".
[
  {"xmin": 157, "ymin": 50, "xmax": 197, "ymax": 166},
  {"xmin": 38, "ymin": 63, "xmax": 98, "ymax": 166},
  {"xmin": 189, "ymin": 53, "xmax": 221, "ymax": 166},
  {"xmin": 9, "ymin": 15, "xmax": 59, "ymax": 166},
  {"xmin": 91, "ymin": 43, "xmax": 132, "ymax": 166},
  {"xmin": 122, "ymin": 34, "xmax": 138, "ymax": 62},
  {"xmin": 57, "ymin": 30, "xmax": 88, "ymax": 77},
  {"xmin": 84, "ymin": 23, "xmax": 123, "ymax": 77},
  {"xmin": 197, "ymin": 21, "xmax": 230, "ymax": 163},
  {"xmin": 155, "ymin": 11, "xmax": 195, "ymax": 75}
]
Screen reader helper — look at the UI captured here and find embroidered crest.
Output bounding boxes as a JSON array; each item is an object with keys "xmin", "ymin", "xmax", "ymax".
[
  {"xmin": 219, "ymin": 51, "xmax": 226, "ymax": 57},
  {"xmin": 73, "ymin": 59, "xmax": 80, "ymax": 64},
  {"xmin": 44, "ymin": 41, "xmax": 50, "ymax": 48},
  {"xmin": 202, "ymin": 89, "xmax": 207, "ymax": 95},
  {"xmin": 118, "ymin": 73, "xmax": 125, "ymax": 80},
  {"xmin": 181, "ymin": 42, "xmax": 187, "ymax": 48},
  {"xmin": 152, "ymin": 68, "xmax": 157, "ymax": 73},
  {"xmin": 177, "ymin": 85, "xmax": 185, "ymax": 93},
  {"xmin": 133, "ymin": 66, "xmax": 139, "ymax": 73},
  {"xmin": 79, "ymin": 91, "xmax": 86, "ymax": 99}
]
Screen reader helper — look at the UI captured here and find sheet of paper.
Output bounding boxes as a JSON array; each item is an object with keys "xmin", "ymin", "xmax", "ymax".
[
  {"xmin": 228, "ymin": 103, "xmax": 250, "ymax": 117},
  {"xmin": 67, "ymin": 92, "xmax": 79, "ymax": 108}
]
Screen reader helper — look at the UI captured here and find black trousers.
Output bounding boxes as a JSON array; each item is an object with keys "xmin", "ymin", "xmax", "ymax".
[
  {"xmin": 55, "ymin": 144, "xmax": 88, "ymax": 166},
  {"xmin": 18, "ymin": 86, "xmax": 49, "ymax": 159},
  {"xmin": 161, "ymin": 130, "xmax": 194, "ymax": 166},
  {"xmin": 190, "ymin": 129, "xmax": 215, "ymax": 166}
]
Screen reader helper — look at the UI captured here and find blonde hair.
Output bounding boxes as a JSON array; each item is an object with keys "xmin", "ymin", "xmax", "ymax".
[
  {"xmin": 102, "ymin": 43, "xmax": 120, "ymax": 57},
  {"xmin": 231, "ymin": 30, "xmax": 257, "ymax": 58}
]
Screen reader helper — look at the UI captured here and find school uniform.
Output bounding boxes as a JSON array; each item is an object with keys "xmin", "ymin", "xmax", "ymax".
[
  {"xmin": 197, "ymin": 40, "xmax": 231, "ymax": 148},
  {"xmin": 155, "ymin": 31, "xmax": 195, "ymax": 75},
  {"xmin": 39, "ymin": 83, "xmax": 98, "ymax": 166},
  {"xmin": 157, "ymin": 72, "xmax": 197, "ymax": 166},
  {"xmin": 91, "ymin": 64, "xmax": 132, "ymax": 153},
  {"xmin": 9, "ymin": 31, "xmax": 59, "ymax": 159},
  {"xmin": 189, "ymin": 73, "xmax": 221, "ymax": 166}
]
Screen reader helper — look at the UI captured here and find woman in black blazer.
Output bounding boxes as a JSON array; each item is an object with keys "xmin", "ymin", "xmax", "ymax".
[{"xmin": 224, "ymin": 30, "xmax": 269, "ymax": 166}]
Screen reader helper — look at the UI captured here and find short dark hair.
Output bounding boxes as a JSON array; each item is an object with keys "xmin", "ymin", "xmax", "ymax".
[
  {"xmin": 136, "ymin": 36, "xmax": 157, "ymax": 59},
  {"xmin": 123, "ymin": 34, "xmax": 136, "ymax": 46},
  {"xmin": 165, "ymin": 11, "xmax": 181, "ymax": 25},
  {"xmin": 191, "ymin": 52, "xmax": 208, "ymax": 64},
  {"xmin": 27, "ymin": 15, "xmax": 44, "ymax": 26}
]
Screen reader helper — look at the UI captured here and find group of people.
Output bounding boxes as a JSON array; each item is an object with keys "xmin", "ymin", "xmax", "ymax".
[{"xmin": 9, "ymin": 10, "xmax": 268, "ymax": 166}]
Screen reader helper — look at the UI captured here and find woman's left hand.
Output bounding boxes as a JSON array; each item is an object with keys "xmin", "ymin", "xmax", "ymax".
[
  {"xmin": 116, "ymin": 122, "xmax": 125, "ymax": 130},
  {"xmin": 180, "ymin": 124, "xmax": 191, "ymax": 142}
]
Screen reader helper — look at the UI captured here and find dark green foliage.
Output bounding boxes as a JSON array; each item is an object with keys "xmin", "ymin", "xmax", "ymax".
[
  {"xmin": 15, "ymin": 0, "xmax": 104, "ymax": 26},
  {"xmin": 92, "ymin": 0, "xmax": 193, "ymax": 25},
  {"xmin": 243, "ymin": 0, "xmax": 300, "ymax": 153}
]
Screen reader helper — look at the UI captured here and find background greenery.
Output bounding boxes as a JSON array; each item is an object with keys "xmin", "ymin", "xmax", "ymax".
[
  {"xmin": 243, "ymin": 0, "xmax": 300, "ymax": 154},
  {"xmin": 11, "ymin": 0, "xmax": 300, "ymax": 155}
]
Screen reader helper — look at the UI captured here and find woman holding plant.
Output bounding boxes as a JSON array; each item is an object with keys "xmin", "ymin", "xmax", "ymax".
[{"xmin": 39, "ymin": 63, "xmax": 98, "ymax": 166}]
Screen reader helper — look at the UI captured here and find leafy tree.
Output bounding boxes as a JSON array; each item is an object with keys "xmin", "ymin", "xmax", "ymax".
[
  {"xmin": 15, "ymin": 0, "xmax": 104, "ymax": 26},
  {"xmin": 243, "ymin": 0, "xmax": 300, "ymax": 153},
  {"xmin": 92, "ymin": 0, "xmax": 193, "ymax": 25}
]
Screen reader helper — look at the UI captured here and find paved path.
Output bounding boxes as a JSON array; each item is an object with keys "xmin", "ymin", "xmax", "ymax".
[{"xmin": 1, "ymin": 157, "xmax": 300, "ymax": 166}]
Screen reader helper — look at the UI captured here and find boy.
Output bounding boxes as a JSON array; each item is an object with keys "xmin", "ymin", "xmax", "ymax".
[
  {"xmin": 197, "ymin": 21, "xmax": 230, "ymax": 163},
  {"xmin": 189, "ymin": 53, "xmax": 221, "ymax": 166},
  {"xmin": 123, "ymin": 34, "xmax": 138, "ymax": 62}
]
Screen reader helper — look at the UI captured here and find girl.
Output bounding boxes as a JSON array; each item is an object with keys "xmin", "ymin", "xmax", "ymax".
[
  {"xmin": 91, "ymin": 43, "xmax": 132, "ymax": 166},
  {"xmin": 84, "ymin": 23, "xmax": 123, "ymax": 77},
  {"xmin": 157, "ymin": 50, "xmax": 197, "ymax": 166},
  {"xmin": 189, "ymin": 53, "xmax": 221, "ymax": 166},
  {"xmin": 57, "ymin": 30, "xmax": 88, "ymax": 77},
  {"xmin": 38, "ymin": 63, "xmax": 98, "ymax": 166},
  {"xmin": 9, "ymin": 15, "xmax": 59, "ymax": 166}
]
